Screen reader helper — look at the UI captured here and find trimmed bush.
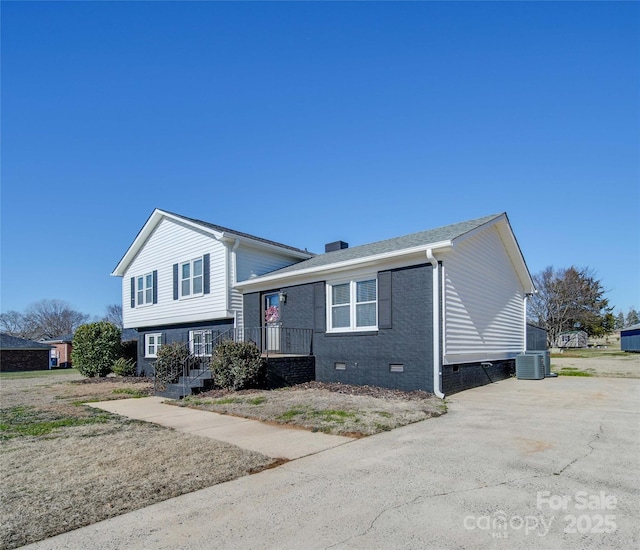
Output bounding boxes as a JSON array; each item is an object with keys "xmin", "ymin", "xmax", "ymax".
[
  {"xmin": 111, "ymin": 357, "xmax": 136, "ymax": 377},
  {"xmin": 154, "ymin": 342, "xmax": 191, "ymax": 385},
  {"xmin": 121, "ymin": 339, "xmax": 138, "ymax": 365},
  {"xmin": 72, "ymin": 322, "xmax": 122, "ymax": 378},
  {"xmin": 210, "ymin": 340, "xmax": 264, "ymax": 390}
]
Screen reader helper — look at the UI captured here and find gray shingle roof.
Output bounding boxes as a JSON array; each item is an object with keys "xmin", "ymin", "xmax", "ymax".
[
  {"xmin": 262, "ymin": 213, "xmax": 503, "ymax": 277},
  {"xmin": 163, "ymin": 210, "xmax": 314, "ymax": 256},
  {"xmin": 0, "ymin": 333, "xmax": 53, "ymax": 350}
]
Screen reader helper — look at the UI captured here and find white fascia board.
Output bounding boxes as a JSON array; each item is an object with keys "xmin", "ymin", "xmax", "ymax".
[
  {"xmin": 123, "ymin": 309, "xmax": 234, "ymax": 330},
  {"xmin": 234, "ymin": 240, "xmax": 453, "ymax": 292}
]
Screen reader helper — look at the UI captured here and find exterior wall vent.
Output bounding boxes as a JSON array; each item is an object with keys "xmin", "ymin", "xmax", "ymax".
[
  {"xmin": 325, "ymin": 241, "xmax": 349, "ymax": 253},
  {"xmin": 389, "ymin": 364, "xmax": 404, "ymax": 373}
]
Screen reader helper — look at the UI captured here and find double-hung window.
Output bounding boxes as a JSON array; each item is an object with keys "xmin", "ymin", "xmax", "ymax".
[
  {"xmin": 190, "ymin": 330, "xmax": 213, "ymax": 356},
  {"xmin": 181, "ymin": 258, "xmax": 203, "ymax": 298},
  {"xmin": 145, "ymin": 333, "xmax": 163, "ymax": 358},
  {"xmin": 329, "ymin": 278, "xmax": 377, "ymax": 332},
  {"xmin": 136, "ymin": 273, "xmax": 154, "ymax": 306}
]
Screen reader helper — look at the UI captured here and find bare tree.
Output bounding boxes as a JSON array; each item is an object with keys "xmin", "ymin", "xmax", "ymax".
[
  {"xmin": 23, "ymin": 300, "xmax": 89, "ymax": 339},
  {"xmin": 527, "ymin": 266, "xmax": 611, "ymax": 346},
  {"xmin": 103, "ymin": 304, "xmax": 123, "ymax": 329},
  {"xmin": 0, "ymin": 310, "xmax": 36, "ymax": 338}
]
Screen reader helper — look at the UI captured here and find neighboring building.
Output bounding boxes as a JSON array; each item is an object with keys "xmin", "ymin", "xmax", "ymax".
[
  {"xmin": 238, "ymin": 212, "xmax": 535, "ymax": 396},
  {"xmin": 555, "ymin": 331, "xmax": 588, "ymax": 349},
  {"xmin": 621, "ymin": 323, "xmax": 640, "ymax": 352},
  {"xmin": 111, "ymin": 209, "xmax": 313, "ymax": 375},
  {"xmin": 0, "ymin": 333, "xmax": 53, "ymax": 372},
  {"xmin": 526, "ymin": 323, "xmax": 548, "ymax": 351},
  {"xmin": 41, "ymin": 334, "xmax": 73, "ymax": 368}
]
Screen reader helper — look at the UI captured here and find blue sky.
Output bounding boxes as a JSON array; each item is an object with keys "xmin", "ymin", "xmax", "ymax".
[{"xmin": 1, "ymin": 1, "xmax": 638, "ymax": 321}]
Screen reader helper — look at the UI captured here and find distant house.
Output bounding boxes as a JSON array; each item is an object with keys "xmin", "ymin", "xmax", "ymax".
[
  {"xmin": 41, "ymin": 334, "xmax": 74, "ymax": 368},
  {"xmin": 0, "ymin": 333, "xmax": 52, "ymax": 372},
  {"xmin": 555, "ymin": 330, "xmax": 588, "ymax": 349},
  {"xmin": 621, "ymin": 323, "xmax": 640, "ymax": 352}
]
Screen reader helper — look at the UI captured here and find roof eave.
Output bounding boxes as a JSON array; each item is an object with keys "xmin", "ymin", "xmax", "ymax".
[{"xmin": 235, "ymin": 240, "xmax": 453, "ymax": 291}]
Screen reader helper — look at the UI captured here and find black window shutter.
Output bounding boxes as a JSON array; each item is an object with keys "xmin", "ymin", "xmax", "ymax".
[
  {"xmin": 378, "ymin": 271, "xmax": 392, "ymax": 329},
  {"xmin": 203, "ymin": 254, "xmax": 210, "ymax": 294},
  {"xmin": 313, "ymin": 282, "xmax": 326, "ymax": 333},
  {"xmin": 173, "ymin": 264, "xmax": 179, "ymax": 300},
  {"xmin": 130, "ymin": 277, "xmax": 136, "ymax": 308},
  {"xmin": 152, "ymin": 270, "xmax": 158, "ymax": 304}
]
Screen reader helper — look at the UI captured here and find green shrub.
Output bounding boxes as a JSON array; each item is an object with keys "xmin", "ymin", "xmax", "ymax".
[
  {"xmin": 210, "ymin": 340, "xmax": 264, "ymax": 390},
  {"xmin": 154, "ymin": 342, "xmax": 191, "ymax": 385},
  {"xmin": 121, "ymin": 339, "xmax": 138, "ymax": 364},
  {"xmin": 72, "ymin": 322, "xmax": 122, "ymax": 378},
  {"xmin": 111, "ymin": 357, "xmax": 136, "ymax": 377}
]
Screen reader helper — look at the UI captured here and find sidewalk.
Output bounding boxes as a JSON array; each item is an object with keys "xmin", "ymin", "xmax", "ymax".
[{"xmin": 88, "ymin": 396, "xmax": 354, "ymax": 460}]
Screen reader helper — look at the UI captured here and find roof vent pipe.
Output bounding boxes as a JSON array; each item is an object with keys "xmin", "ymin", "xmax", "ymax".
[{"xmin": 426, "ymin": 248, "xmax": 445, "ymax": 399}]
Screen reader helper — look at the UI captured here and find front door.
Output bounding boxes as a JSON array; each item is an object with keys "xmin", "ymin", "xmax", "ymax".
[{"xmin": 264, "ymin": 293, "xmax": 281, "ymax": 353}]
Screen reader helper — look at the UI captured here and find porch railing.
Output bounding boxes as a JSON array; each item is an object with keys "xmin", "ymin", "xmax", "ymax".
[
  {"xmin": 213, "ymin": 327, "xmax": 313, "ymax": 357},
  {"xmin": 153, "ymin": 327, "xmax": 313, "ymax": 396}
]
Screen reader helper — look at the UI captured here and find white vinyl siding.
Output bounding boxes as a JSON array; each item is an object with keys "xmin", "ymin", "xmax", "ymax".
[
  {"xmin": 443, "ymin": 226, "xmax": 525, "ymax": 364},
  {"xmin": 122, "ymin": 218, "xmax": 227, "ymax": 328},
  {"xmin": 236, "ymin": 246, "xmax": 302, "ymax": 282},
  {"xmin": 121, "ymin": 217, "xmax": 306, "ymax": 330}
]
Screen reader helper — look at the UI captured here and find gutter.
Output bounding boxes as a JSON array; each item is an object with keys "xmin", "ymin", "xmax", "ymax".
[{"xmin": 426, "ymin": 248, "xmax": 445, "ymax": 399}]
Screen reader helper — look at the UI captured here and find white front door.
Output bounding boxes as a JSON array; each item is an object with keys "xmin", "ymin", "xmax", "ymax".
[{"xmin": 264, "ymin": 293, "xmax": 281, "ymax": 353}]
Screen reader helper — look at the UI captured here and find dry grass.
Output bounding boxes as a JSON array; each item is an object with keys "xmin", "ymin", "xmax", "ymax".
[
  {"xmin": 177, "ymin": 382, "xmax": 447, "ymax": 436},
  {"xmin": 0, "ymin": 375, "xmax": 274, "ymax": 550}
]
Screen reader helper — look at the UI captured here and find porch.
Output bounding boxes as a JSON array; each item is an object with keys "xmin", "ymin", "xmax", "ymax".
[{"xmin": 154, "ymin": 327, "xmax": 314, "ymax": 399}]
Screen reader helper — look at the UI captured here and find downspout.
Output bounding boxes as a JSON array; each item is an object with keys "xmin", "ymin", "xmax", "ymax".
[
  {"xmin": 426, "ymin": 249, "xmax": 445, "ymax": 399},
  {"xmin": 523, "ymin": 294, "xmax": 528, "ymax": 353},
  {"xmin": 231, "ymin": 239, "xmax": 240, "ymax": 328}
]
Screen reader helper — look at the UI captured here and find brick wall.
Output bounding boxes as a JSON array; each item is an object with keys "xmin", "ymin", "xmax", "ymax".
[
  {"xmin": 1, "ymin": 350, "xmax": 51, "ymax": 372},
  {"xmin": 246, "ymin": 263, "xmax": 435, "ymax": 393},
  {"xmin": 442, "ymin": 360, "xmax": 514, "ymax": 395},
  {"xmin": 265, "ymin": 356, "xmax": 315, "ymax": 389}
]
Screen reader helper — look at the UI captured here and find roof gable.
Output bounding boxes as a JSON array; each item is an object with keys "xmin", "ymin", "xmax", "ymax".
[
  {"xmin": 112, "ymin": 209, "xmax": 312, "ymax": 276},
  {"xmin": 236, "ymin": 213, "xmax": 534, "ymax": 293}
]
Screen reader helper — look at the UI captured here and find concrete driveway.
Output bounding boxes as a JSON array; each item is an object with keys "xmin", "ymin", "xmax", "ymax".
[{"xmin": 24, "ymin": 376, "xmax": 639, "ymax": 549}]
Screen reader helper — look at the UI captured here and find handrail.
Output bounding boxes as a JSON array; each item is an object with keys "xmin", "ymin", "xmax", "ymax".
[{"xmin": 154, "ymin": 328, "xmax": 313, "ymax": 396}]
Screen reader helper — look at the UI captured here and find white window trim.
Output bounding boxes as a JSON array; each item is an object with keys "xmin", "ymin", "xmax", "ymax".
[
  {"xmin": 326, "ymin": 276, "xmax": 378, "ymax": 333},
  {"xmin": 189, "ymin": 330, "xmax": 213, "ymax": 357},
  {"xmin": 180, "ymin": 257, "xmax": 204, "ymax": 300},
  {"xmin": 145, "ymin": 333, "xmax": 163, "ymax": 358},
  {"xmin": 136, "ymin": 272, "xmax": 154, "ymax": 307}
]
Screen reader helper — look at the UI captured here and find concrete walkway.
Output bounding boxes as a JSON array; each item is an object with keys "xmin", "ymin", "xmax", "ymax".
[{"xmin": 88, "ymin": 396, "xmax": 354, "ymax": 460}]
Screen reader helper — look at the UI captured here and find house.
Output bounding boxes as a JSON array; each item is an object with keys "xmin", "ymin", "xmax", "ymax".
[
  {"xmin": 237, "ymin": 212, "xmax": 535, "ymax": 396},
  {"xmin": 111, "ymin": 209, "xmax": 313, "ymax": 376},
  {"xmin": 0, "ymin": 333, "xmax": 53, "ymax": 372},
  {"xmin": 114, "ymin": 210, "xmax": 535, "ymax": 396},
  {"xmin": 41, "ymin": 334, "xmax": 73, "ymax": 368},
  {"xmin": 555, "ymin": 330, "xmax": 588, "ymax": 349},
  {"xmin": 621, "ymin": 323, "xmax": 640, "ymax": 352}
]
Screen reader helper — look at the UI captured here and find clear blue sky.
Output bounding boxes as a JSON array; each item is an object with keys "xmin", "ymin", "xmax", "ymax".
[{"xmin": 2, "ymin": 1, "xmax": 638, "ymax": 321}]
